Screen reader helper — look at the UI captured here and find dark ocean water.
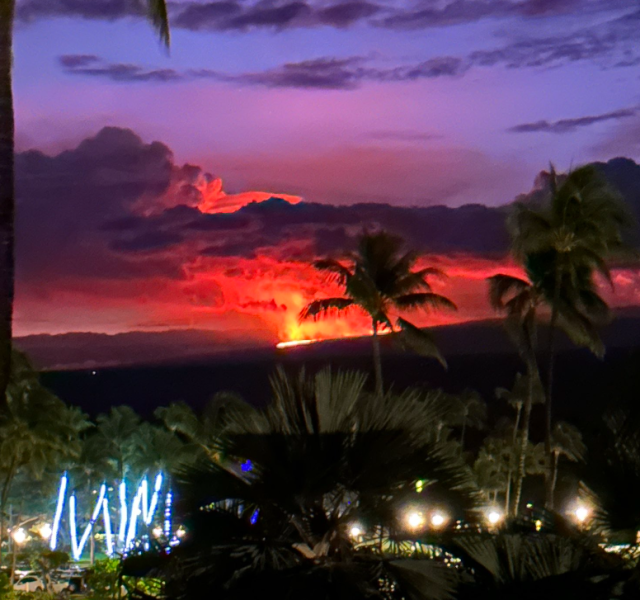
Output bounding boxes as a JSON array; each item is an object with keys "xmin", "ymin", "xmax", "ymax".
[{"xmin": 40, "ymin": 345, "xmax": 640, "ymax": 443}]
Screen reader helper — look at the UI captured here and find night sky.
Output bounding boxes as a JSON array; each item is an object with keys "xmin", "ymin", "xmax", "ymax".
[{"xmin": 10, "ymin": 0, "xmax": 640, "ymax": 353}]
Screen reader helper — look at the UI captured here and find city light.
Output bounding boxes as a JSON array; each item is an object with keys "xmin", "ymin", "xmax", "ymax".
[
  {"xmin": 573, "ymin": 504, "xmax": 590, "ymax": 524},
  {"xmin": 406, "ymin": 511, "xmax": 426, "ymax": 531},
  {"xmin": 349, "ymin": 524, "xmax": 363, "ymax": 538},
  {"xmin": 486, "ymin": 510, "xmax": 503, "ymax": 526},
  {"xmin": 39, "ymin": 523, "xmax": 52, "ymax": 540},
  {"xmin": 415, "ymin": 480, "xmax": 425, "ymax": 493},
  {"xmin": 12, "ymin": 528, "xmax": 27, "ymax": 545},
  {"xmin": 152, "ymin": 526, "xmax": 163, "ymax": 538},
  {"xmin": 430, "ymin": 512, "xmax": 448, "ymax": 528},
  {"xmin": 535, "ymin": 519, "xmax": 542, "ymax": 532}
]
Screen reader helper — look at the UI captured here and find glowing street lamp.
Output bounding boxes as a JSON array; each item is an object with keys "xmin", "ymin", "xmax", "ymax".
[
  {"xmin": 12, "ymin": 528, "xmax": 27, "ymax": 545},
  {"xmin": 39, "ymin": 523, "xmax": 53, "ymax": 540},
  {"xmin": 406, "ymin": 511, "xmax": 426, "ymax": 531},
  {"xmin": 573, "ymin": 504, "xmax": 590, "ymax": 524},
  {"xmin": 349, "ymin": 524, "xmax": 363, "ymax": 538},
  {"xmin": 486, "ymin": 510, "xmax": 503, "ymax": 526},
  {"xmin": 430, "ymin": 512, "xmax": 448, "ymax": 529},
  {"xmin": 152, "ymin": 526, "xmax": 163, "ymax": 539}
]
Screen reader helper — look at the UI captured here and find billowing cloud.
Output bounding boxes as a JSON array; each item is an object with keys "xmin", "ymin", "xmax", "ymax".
[
  {"xmin": 508, "ymin": 107, "xmax": 637, "ymax": 134},
  {"xmin": 14, "ymin": 127, "xmax": 640, "ymax": 350}
]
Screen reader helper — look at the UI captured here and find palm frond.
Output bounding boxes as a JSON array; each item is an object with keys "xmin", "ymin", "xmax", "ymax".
[
  {"xmin": 312, "ymin": 259, "xmax": 353, "ymax": 285},
  {"xmin": 396, "ymin": 317, "xmax": 447, "ymax": 368},
  {"xmin": 394, "ymin": 293, "xmax": 457, "ymax": 312},
  {"xmin": 299, "ymin": 297, "xmax": 354, "ymax": 321},
  {"xmin": 487, "ymin": 274, "xmax": 532, "ymax": 310},
  {"xmin": 145, "ymin": 0, "xmax": 170, "ymax": 46}
]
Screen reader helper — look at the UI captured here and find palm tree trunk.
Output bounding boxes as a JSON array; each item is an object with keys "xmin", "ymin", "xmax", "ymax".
[
  {"xmin": 544, "ymin": 270, "xmax": 562, "ymax": 509},
  {"xmin": 0, "ymin": 457, "xmax": 16, "ymax": 565},
  {"xmin": 371, "ymin": 319, "xmax": 383, "ymax": 396},
  {"xmin": 0, "ymin": 0, "xmax": 15, "ymax": 411},
  {"xmin": 512, "ymin": 360, "xmax": 537, "ymax": 516},
  {"xmin": 504, "ymin": 472, "xmax": 511, "ymax": 513},
  {"xmin": 549, "ymin": 451, "xmax": 559, "ymax": 509},
  {"xmin": 513, "ymin": 404, "xmax": 522, "ymax": 444},
  {"xmin": 459, "ymin": 419, "xmax": 466, "ymax": 453}
]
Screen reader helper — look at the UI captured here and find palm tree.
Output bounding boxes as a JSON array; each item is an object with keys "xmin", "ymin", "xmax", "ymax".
[
  {"xmin": 509, "ymin": 164, "xmax": 632, "ymax": 507},
  {"xmin": 0, "ymin": 1, "xmax": 170, "ymax": 407},
  {"xmin": 300, "ymin": 231, "xmax": 456, "ymax": 396},
  {"xmin": 453, "ymin": 390, "xmax": 486, "ymax": 453},
  {"xmin": 95, "ymin": 406, "xmax": 141, "ymax": 482},
  {"xmin": 488, "ymin": 275, "xmax": 544, "ymax": 515},
  {"xmin": 548, "ymin": 421, "xmax": 585, "ymax": 510},
  {"xmin": 0, "ymin": 351, "xmax": 89, "ymax": 562},
  {"xmin": 160, "ymin": 368, "xmax": 477, "ymax": 600},
  {"xmin": 450, "ymin": 529, "xmax": 634, "ymax": 600},
  {"xmin": 156, "ymin": 391, "xmax": 251, "ymax": 460}
]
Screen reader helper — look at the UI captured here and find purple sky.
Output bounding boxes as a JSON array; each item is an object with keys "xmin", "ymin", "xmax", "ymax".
[
  {"xmin": 8, "ymin": 1, "xmax": 640, "ymax": 349},
  {"xmin": 13, "ymin": 0, "xmax": 640, "ymax": 208}
]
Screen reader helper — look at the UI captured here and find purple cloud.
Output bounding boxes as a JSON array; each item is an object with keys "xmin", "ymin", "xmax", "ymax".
[{"xmin": 509, "ymin": 108, "xmax": 637, "ymax": 134}]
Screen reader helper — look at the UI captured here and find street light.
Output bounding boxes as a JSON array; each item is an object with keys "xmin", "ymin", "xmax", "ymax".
[
  {"xmin": 573, "ymin": 504, "xmax": 590, "ymax": 524},
  {"xmin": 405, "ymin": 511, "xmax": 425, "ymax": 531},
  {"xmin": 430, "ymin": 512, "xmax": 448, "ymax": 529},
  {"xmin": 486, "ymin": 510, "xmax": 503, "ymax": 526},
  {"xmin": 349, "ymin": 524, "xmax": 363, "ymax": 538},
  {"xmin": 39, "ymin": 523, "xmax": 52, "ymax": 540},
  {"xmin": 12, "ymin": 528, "xmax": 27, "ymax": 545},
  {"xmin": 152, "ymin": 526, "xmax": 163, "ymax": 538}
]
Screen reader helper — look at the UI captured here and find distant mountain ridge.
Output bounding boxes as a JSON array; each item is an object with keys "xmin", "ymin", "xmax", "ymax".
[{"xmin": 17, "ymin": 307, "xmax": 640, "ymax": 371}]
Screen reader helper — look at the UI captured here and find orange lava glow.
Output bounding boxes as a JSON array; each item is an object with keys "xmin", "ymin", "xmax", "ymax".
[{"xmin": 195, "ymin": 176, "xmax": 302, "ymax": 214}]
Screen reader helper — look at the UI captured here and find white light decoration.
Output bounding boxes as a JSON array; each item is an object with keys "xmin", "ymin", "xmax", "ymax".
[
  {"xmin": 50, "ymin": 474, "xmax": 68, "ymax": 550},
  {"xmin": 75, "ymin": 484, "xmax": 107, "ymax": 561},
  {"xmin": 152, "ymin": 526, "xmax": 163, "ymax": 538},
  {"xmin": 146, "ymin": 474, "xmax": 163, "ymax": 526},
  {"xmin": 140, "ymin": 479, "xmax": 149, "ymax": 524},
  {"xmin": 125, "ymin": 485, "xmax": 144, "ymax": 552},
  {"xmin": 49, "ymin": 473, "xmax": 168, "ymax": 560},
  {"xmin": 164, "ymin": 490, "xmax": 173, "ymax": 538},
  {"xmin": 118, "ymin": 481, "xmax": 128, "ymax": 545},
  {"xmin": 102, "ymin": 498, "xmax": 114, "ymax": 557},
  {"xmin": 69, "ymin": 495, "xmax": 79, "ymax": 559},
  {"xmin": 12, "ymin": 528, "xmax": 27, "ymax": 545}
]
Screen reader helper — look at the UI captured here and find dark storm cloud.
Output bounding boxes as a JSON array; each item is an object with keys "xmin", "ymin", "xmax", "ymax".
[
  {"xmin": 16, "ymin": 127, "xmax": 177, "ymax": 281},
  {"xmin": 508, "ymin": 108, "xmax": 637, "ymax": 134},
  {"xmin": 109, "ymin": 231, "xmax": 184, "ymax": 252}
]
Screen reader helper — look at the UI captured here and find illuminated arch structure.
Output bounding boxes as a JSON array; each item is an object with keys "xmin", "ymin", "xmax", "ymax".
[{"xmin": 49, "ymin": 473, "xmax": 175, "ymax": 561}]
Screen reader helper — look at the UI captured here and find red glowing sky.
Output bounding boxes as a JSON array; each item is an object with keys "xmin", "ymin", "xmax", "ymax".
[{"xmin": 13, "ymin": 128, "xmax": 640, "ymax": 347}]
